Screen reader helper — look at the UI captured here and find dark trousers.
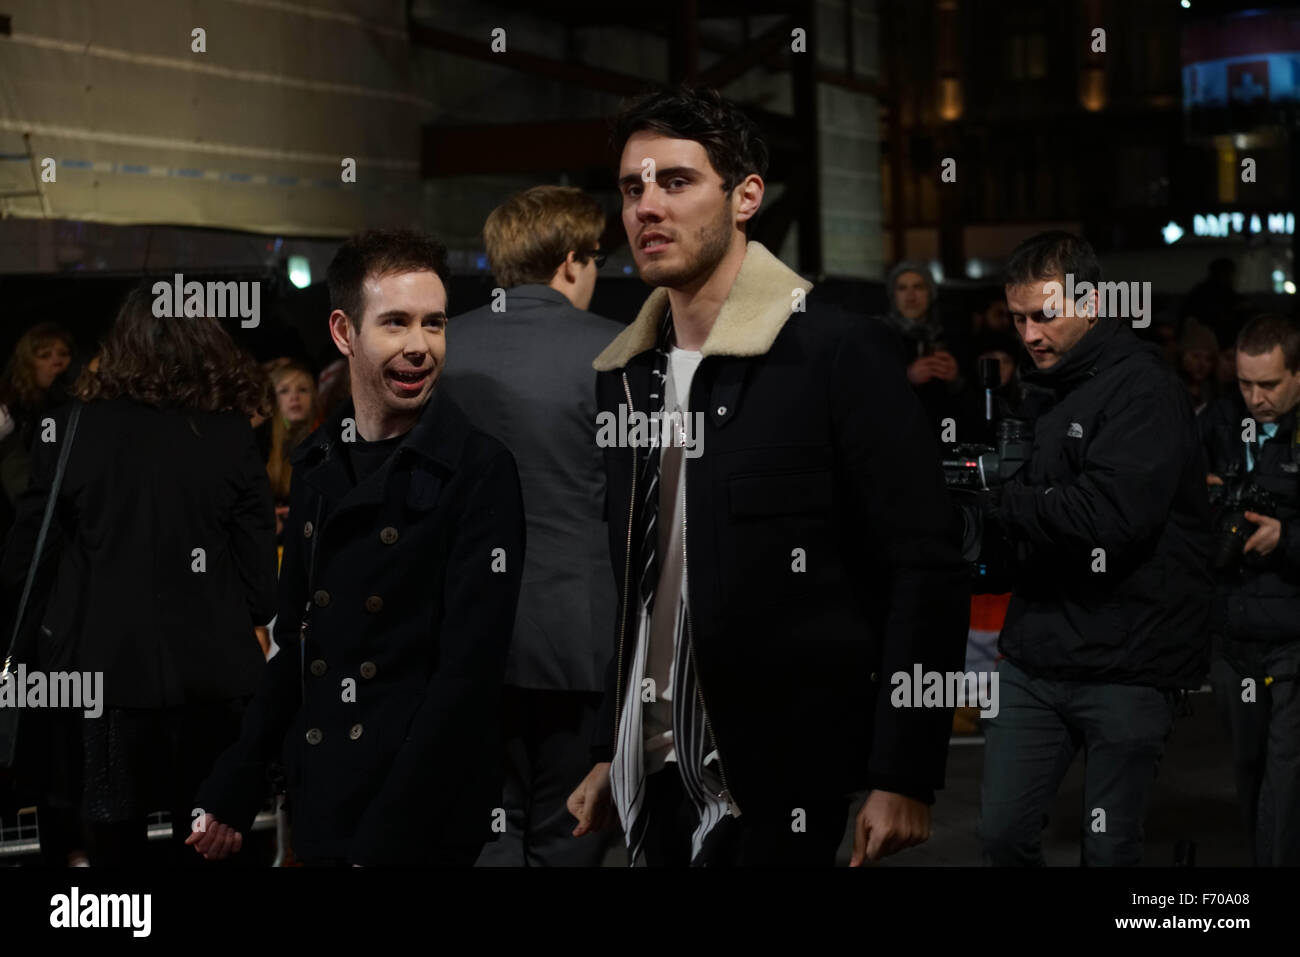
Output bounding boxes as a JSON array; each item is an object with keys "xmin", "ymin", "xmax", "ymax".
[
  {"xmin": 640, "ymin": 763, "xmax": 849, "ymax": 867},
  {"xmin": 475, "ymin": 686, "xmax": 615, "ymax": 867},
  {"xmin": 980, "ymin": 657, "xmax": 1176, "ymax": 866},
  {"xmin": 83, "ymin": 699, "xmax": 249, "ymax": 867},
  {"xmin": 1210, "ymin": 638, "xmax": 1300, "ymax": 866}
]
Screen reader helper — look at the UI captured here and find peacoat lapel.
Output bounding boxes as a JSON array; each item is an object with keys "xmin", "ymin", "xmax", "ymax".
[{"xmin": 291, "ymin": 386, "xmax": 472, "ymax": 521}]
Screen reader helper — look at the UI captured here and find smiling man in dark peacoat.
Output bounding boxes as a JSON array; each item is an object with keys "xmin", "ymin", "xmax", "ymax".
[{"xmin": 191, "ymin": 230, "xmax": 525, "ymax": 866}]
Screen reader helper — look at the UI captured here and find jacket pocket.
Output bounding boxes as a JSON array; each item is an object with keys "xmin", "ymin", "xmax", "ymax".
[
  {"xmin": 728, "ymin": 468, "xmax": 834, "ymax": 517},
  {"xmin": 724, "ymin": 468, "xmax": 839, "ymax": 606}
]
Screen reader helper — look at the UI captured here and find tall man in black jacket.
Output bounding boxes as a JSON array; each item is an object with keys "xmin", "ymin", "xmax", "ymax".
[
  {"xmin": 980, "ymin": 231, "xmax": 1212, "ymax": 866},
  {"xmin": 189, "ymin": 229, "xmax": 525, "ymax": 866},
  {"xmin": 565, "ymin": 87, "xmax": 969, "ymax": 867},
  {"xmin": 1200, "ymin": 314, "xmax": 1300, "ymax": 866}
]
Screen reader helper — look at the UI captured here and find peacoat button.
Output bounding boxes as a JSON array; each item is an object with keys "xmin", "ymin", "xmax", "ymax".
[
  {"xmin": 349, "ymin": 723, "xmax": 363, "ymax": 740},
  {"xmin": 365, "ymin": 595, "xmax": 383, "ymax": 614},
  {"xmin": 359, "ymin": 661, "xmax": 377, "ymax": 679},
  {"xmin": 380, "ymin": 526, "xmax": 399, "ymax": 545},
  {"xmin": 309, "ymin": 659, "xmax": 327, "ymax": 677},
  {"xmin": 306, "ymin": 728, "xmax": 323, "ymax": 745},
  {"xmin": 303, "ymin": 521, "xmax": 314, "ymax": 538},
  {"xmin": 313, "ymin": 590, "xmax": 330, "ymax": 607}
]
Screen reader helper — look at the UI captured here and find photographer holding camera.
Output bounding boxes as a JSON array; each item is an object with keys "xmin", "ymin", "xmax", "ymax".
[
  {"xmin": 977, "ymin": 231, "xmax": 1212, "ymax": 866},
  {"xmin": 1200, "ymin": 314, "xmax": 1300, "ymax": 866}
]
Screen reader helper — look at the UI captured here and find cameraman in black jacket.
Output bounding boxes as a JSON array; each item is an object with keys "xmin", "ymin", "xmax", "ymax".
[
  {"xmin": 1200, "ymin": 314, "xmax": 1300, "ymax": 866},
  {"xmin": 979, "ymin": 231, "xmax": 1212, "ymax": 866}
]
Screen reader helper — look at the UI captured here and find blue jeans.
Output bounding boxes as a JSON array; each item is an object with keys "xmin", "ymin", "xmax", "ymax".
[{"xmin": 980, "ymin": 657, "xmax": 1177, "ymax": 866}]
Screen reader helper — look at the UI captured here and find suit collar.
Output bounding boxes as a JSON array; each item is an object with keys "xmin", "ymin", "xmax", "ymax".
[
  {"xmin": 592, "ymin": 241, "xmax": 813, "ymax": 372},
  {"xmin": 505, "ymin": 284, "xmax": 572, "ymax": 307}
]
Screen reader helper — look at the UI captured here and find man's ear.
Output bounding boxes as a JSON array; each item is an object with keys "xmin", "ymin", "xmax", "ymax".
[
  {"xmin": 734, "ymin": 173, "xmax": 764, "ymax": 226},
  {"xmin": 328, "ymin": 309, "xmax": 355, "ymax": 357}
]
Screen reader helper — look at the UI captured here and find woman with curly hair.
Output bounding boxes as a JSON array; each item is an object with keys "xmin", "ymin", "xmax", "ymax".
[{"xmin": 0, "ymin": 283, "xmax": 279, "ymax": 866}]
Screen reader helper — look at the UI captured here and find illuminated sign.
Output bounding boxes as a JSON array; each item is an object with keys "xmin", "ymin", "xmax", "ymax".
[{"xmin": 1192, "ymin": 212, "xmax": 1293, "ymax": 237}]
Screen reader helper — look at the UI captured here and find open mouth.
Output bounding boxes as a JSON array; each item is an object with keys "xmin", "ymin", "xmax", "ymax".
[
  {"xmin": 386, "ymin": 367, "xmax": 432, "ymax": 394},
  {"xmin": 640, "ymin": 234, "xmax": 672, "ymax": 254}
]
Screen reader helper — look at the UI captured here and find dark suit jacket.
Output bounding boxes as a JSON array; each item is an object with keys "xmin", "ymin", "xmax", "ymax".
[
  {"xmin": 196, "ymin": 388, "xmax": 525, "ymax": 864},
  {"xmin": 439, "ymin": 284, "xmax": 621, "ymax": 693},
  {"xmin": 1, "ymin": 397, "xmax": 278, "ymax": 707}
]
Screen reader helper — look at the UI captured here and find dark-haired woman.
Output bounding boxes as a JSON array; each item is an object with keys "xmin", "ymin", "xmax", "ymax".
[
  {"xmin": 1, "ymin": 285, "xmax": 278, "ymax": 865},
  {"xmin": 0, "ymin": 323, "xmax": 78, "ymax": 535}
]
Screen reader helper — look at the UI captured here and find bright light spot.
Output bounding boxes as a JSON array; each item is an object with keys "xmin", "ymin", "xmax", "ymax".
[{"xmin": 287, "ymin": 255, "xmax": 311, "ymax": 289}]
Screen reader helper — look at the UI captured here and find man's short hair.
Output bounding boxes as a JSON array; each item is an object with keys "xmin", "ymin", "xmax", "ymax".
[
  {"xmin": 612, "ymin": 85, "xmax": 768, "ymax": 229},
  {"xmin": 326, "ymin": 228, "xmax": 450, "ymax": 328},
  {"xmin": 483, "ymin": 185, "xmax": 605, "ymax": 289},
  {"xmin": 1002, "ymin": 230, "xmax": 1101, "ymax": 289},
  {"xmin": 1237, "ymin": 313, "xmax": 1300, "ymax": 372}
]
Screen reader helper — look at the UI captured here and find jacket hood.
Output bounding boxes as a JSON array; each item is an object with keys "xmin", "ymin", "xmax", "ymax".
[
  {"xmin": 882, "ymin": 260, "xmax": 941, "ymax": 341},
  {"xmin": 592, "ymin": 241, "xmax": 812, "ymax": 371}
]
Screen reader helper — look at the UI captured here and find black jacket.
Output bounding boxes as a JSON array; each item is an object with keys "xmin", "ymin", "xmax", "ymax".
[
  {"xmin": 1199, "ymin": 396, "xmax": 1300, "ymax": 645},
  {"xmin": 196, "ymin": 388, "xmax": 525, "ymax": 864},
  {"xmin": 1, "ymin": 398, "xmax": 278, "ymax": 707},
  {"xmin": 589, "ymin": 242, "xmax": 970, "ymax": 811},
  {"xmin": 994, "ymin": 319, "xmax": 1213, "ymax": 688}
]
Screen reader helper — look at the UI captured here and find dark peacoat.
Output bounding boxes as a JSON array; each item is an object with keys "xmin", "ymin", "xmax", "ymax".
[{"xmin": 196, "ymin": 387, "xmax": 525, "ymax": 865}]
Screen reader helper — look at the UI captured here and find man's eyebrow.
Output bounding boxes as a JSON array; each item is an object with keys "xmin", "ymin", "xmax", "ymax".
[
  {"xmin": 617, "ymin": 165, "xmax": 701, "ymax": 188},
  {"xmin": 374, "ymin": 309, "xmax": 447, "ymax": 321}
]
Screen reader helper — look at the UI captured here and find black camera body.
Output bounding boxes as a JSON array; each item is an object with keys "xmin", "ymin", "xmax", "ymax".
[
  {"xmin": 943, "ymin": 418, "xmax": 1033, "ymax": 491},
  {"xmin": 945, "ymin": 418, "xmax": 1032, "ymax": 593},
  {"xmin": 1208, "ymin": 474, "xmax": 1279, "ymax": 572}
]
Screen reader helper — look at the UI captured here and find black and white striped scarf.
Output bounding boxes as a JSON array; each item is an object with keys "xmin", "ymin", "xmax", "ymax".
[{"xmin": 612, "ymin": 311, "xmax": 729, "ymax": 865}]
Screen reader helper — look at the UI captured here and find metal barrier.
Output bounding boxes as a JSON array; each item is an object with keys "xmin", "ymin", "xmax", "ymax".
[{"xmin": 0, "ymin": 806, "xmax": 279, "ymax": 861}]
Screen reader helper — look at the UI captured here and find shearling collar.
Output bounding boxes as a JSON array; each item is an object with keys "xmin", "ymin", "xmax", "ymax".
[{"xmin": 592, "ymin": 241, "xmax": 813, "ymax": 371}]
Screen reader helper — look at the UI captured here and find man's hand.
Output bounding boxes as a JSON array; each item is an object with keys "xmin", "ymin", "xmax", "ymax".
[
  {"xmin": 1206, "ymin": 473, "xmax": 1224, "ymax": 486},
  {"xmin": 184, "ymin": 813, "xmax": 243, "ymax": 860},
  {"xmin": 566, "ymin": 762, "xmax": 615, "ymax": 837},
  {"xmin": 1243, "ymin": 511, "xmax": 1282, "ymax": 556},
  {"xmin": 907, "ymin": 357, "xmax": 938, "ymax": 386},
  {"xmin": 930, "ymin": 350, "xmax": 960, "ymax": 383},
  {"xmin": 849, "ymin": 789, "xmax": 931, "ymax": 866}
]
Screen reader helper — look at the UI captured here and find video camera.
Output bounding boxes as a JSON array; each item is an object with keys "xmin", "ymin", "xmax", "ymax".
[{"xmin": 944, "ymin": 357, "xmax": 1031, "ymax": 593}]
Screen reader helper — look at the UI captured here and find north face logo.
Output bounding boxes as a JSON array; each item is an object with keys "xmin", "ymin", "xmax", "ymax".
[{"xmin": 1066, "ymin": 422, "xmax": 1083, "ymax": 438}]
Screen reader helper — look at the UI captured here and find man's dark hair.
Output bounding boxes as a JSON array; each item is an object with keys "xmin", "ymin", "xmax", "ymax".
[
  {"xmin": 612, "ymin": 85, "xmax": 769, "ymax": 198},
  {"xmin": 1237, "ymin": 313, "xmax": 1300, "ymax": 372},
  {"xmin": 326, "ymin": 228, "xmax": 451, "ymax": 328},
  {"xmin": 1002, "ymin": 230, "xmax": 1101, "ymax": 289}
]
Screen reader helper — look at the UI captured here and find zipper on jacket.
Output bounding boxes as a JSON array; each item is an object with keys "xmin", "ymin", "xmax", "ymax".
[
  {"xmin": 611, "ymin": 374, "xmax": 637, "ymax": 748},
  {"xmin": 679, "ymin": 372, "xmax": 738, "ymax": 816}
]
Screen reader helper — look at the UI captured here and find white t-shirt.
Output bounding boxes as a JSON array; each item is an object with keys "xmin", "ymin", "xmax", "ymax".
[{"xmin": 642, "ymin": 347, "xmax": 703, "ymax": 774}]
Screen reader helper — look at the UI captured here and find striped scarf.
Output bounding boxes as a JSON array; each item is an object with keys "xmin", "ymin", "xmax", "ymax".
[{"xmin": 612, "ymin": 310, "xmax": 730, "ymax": 865}]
